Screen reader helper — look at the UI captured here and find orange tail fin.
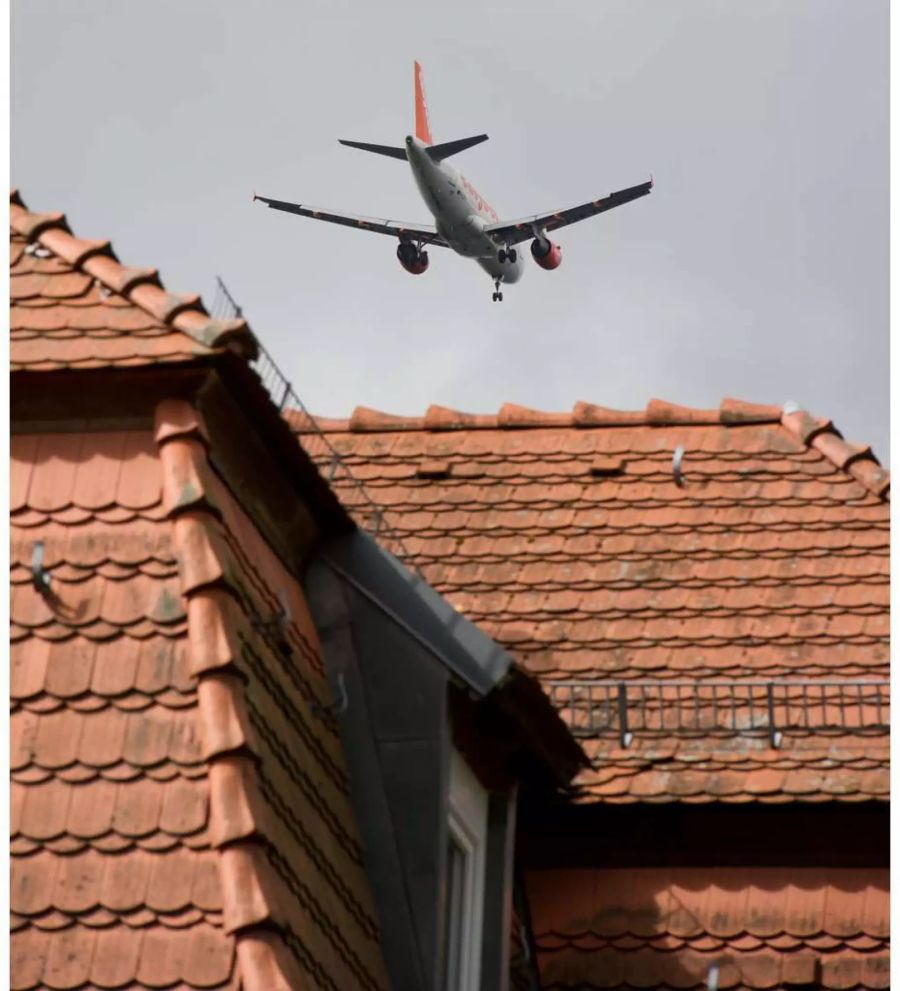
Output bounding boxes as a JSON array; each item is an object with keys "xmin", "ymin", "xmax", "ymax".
[{"xmin": 414, "ymin": 61, "xmax": 433, "ymax": 145}]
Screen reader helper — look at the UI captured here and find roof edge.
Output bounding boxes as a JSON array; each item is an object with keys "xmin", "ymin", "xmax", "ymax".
[
  {"xmin": 781, "ymin": 408, "xmax": 889, "ymax": 500},
  {"xmin": 10, "ymin": 189, "xmax": 259, "ymax": 361},
  {"xmin": 290, "ymin": 396, "xmax": 787, "ymax": 434}
]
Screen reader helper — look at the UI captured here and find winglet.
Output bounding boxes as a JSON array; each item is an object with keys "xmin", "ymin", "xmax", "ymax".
[{"xmin": 414, "ymin": 61, "xmax": 433, "ymax": 146}]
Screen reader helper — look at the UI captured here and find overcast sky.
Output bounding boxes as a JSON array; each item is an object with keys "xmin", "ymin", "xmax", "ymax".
[{"xmin": 11, "ymin": 0, "xmax": 888, "ymax": 462}]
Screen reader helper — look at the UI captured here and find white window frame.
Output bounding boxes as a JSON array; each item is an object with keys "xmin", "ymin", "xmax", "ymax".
[{"xmin": 444, "ymin": 747, "xmax": 489, "ymax": 991}]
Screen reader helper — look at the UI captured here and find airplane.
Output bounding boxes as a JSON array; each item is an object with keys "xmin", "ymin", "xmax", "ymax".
[{"xmin": 254, "ymin": 62, "xmax": 652, "ymax": 302}]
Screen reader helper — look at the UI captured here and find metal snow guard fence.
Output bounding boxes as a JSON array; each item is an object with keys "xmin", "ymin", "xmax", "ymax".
[
  {"xmin": 250, "ymin": 340, "xmax": 418, "ymax": 567},
  {"xmin": 546, "ymin": 679, "xmax": 890, "ymax": 748}
]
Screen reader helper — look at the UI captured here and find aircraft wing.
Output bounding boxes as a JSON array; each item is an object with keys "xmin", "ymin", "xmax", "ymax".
[
  {"xmin": 484, "ymin": 179, "xmax": 652, "ymax": 246},
  {"xmin": 253, "ymin": 195, "xmax": 449, "ymax": 246}
]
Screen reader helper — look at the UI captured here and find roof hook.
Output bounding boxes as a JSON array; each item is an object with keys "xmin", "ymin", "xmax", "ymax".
[
  {"xmin": 31, "ymin": 540, "xmax": 52, "ymax": 596},
  {"xmin": 252, "ymin": 589, "xmax": 292, "ymax": 655},
  {"xmin": 706, "ymin": 964, "xmax": 720, "ymax": 991},
  {"xmin": 672, "ymin": 445, "xmax": 686, "ymax": 487}
]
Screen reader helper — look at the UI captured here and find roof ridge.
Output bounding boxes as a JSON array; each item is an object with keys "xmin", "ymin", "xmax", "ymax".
[
  {"xmin": 290, "ymin": 395, "xmax": 888, "ymax": 500},
  {"xmin": 10, "ymin": 189, "xmax": 258, "ymax": 360},
  {"xmin": 290, "ymin": 396, "xmax": 787, "ymax": 433},
  {"xmin": 781, "ymin": 408, "xmax": 889, "ymax": 500}
]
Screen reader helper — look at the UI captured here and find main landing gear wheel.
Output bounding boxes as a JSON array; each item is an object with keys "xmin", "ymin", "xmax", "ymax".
[
  {"xmin": 498, "ymin": 249, "xmax": 507, "ymax": 263},
  {"xmin": 497, "ymin": 248, "xmax": 518, "ymax": 264}
]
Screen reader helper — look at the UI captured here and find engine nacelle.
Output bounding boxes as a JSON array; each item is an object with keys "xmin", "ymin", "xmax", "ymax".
[
  {"xmin": 397, "ymin": 242, "xmax": 429, "ymax": 275},
  {"xmin": 530, "ymin": 237, "xmax": 562, "ymax": 270}
]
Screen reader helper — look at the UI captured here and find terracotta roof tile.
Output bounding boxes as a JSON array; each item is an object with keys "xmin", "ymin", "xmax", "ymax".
[
  {"xmin": 528, "ymin": 867, "xmax": 889, "ymax": 989},
  {"xmin": 294, "ymin": 398, "xmax": 888, "ymax": 804},
  {"xmin": 10, "ymin": 191, "xmax": 257, "ymax": 367}
]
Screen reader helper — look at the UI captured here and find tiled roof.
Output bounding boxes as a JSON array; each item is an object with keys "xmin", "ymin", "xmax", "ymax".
[
  {"xmin": 11, "ymin": 405, "xmax": 388, "ymax": 988},
  {"xmin": 10, "ymin": 190, "xmax": 256, "ymax": 369},
  {"xmin": 526, "ymin": 867, "xmax": 890, "ymax": 989},
  {"xmin": 290, "ymin": 399, "xmax": 889, "ymax": 803}
]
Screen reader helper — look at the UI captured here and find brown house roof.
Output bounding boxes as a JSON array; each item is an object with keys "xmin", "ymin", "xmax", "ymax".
[
  {"xmin": 526, "ymin": 866, "xmax": 889, "ymax": 989},
  {"xmin": 10, "ymin": 189, "xmax": 256, "ymax": 369},
  {"xmin": 290, "ymin": 400, "xmax": 889, "ymax": 804},
  {"xmin": 11, "ymin": 196, "xmax": 388, "ymax": 989}
]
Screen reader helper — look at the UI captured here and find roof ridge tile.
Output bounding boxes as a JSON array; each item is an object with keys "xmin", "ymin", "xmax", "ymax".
[
  {"xmin": 174, "ymin": 310, "xmax": 258, "ymax": 358},
  {"xmin": 719, "ymin": 397, "xmax": 783, "ymax": 423},
  {"xmin": 12, "ymin": 191, "xmax": 258, "ymax": 361},
  {"xmin": 781, "ymin": 409, "xmax": 834, "ymax": 445},
  {"xmin": 781, "ymin": 408, "xmax": 889, "ymax": 499},
  {"xmin": 498, "ymin": 404, "xmax": 573, "ymax": 428},
  {"xmin": 572, "ymin": 401, "xmax": 646, "ymax": 426},
  {"xmin": 295, "ymin": 411, "xmax": 352, "ymax": 432},
  {"xmin": 38, "ymin": 228, "xmax": 113, "ymax": 269},
  {"xmin": 350, "ymin": 406, "xmax": 424, "ymax": 431},
  {"xmin": 155, "ymin": 399, "xmax": 212, "ymax": 447},
  {"xmin": 9, "ymin": 200, "xmax": 69, "ymax": 241},
  {"xmin": 645, "ymin": 398, "xmax": 721, "ymax": 425},
  {"xmin": 812, "ymin": 434, "xmax": 873, "ymax": 472},
  {"xmin": 424, "ymin": 405, "xmax": 497, "ymax": 430},
  {"xmin": 847, "ymin": 458, "xmax": 890, "ymax": 499},
  {"xmin": 82, "ymin": 255, "xmax": 161, "ymax": 296},
  {"xmin": 129, "ymin": 285, "xmax": 204, "ymax": 325}
]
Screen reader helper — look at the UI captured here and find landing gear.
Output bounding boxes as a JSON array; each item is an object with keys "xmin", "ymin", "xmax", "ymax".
[
  {"xmin": 497, "ymin": 247, "xmax": 518, "ymax": 264},
  {"xmin": 492, "ymin": 277, "xmax": 504, "ymax": 302}
]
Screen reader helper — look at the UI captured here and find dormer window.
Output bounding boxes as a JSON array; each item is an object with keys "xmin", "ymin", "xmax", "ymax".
[{"xmin": 444, "ymin": 749, "xmax": 489, "ymax": 990}]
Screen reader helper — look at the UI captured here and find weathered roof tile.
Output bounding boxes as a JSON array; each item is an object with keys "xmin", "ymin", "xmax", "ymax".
[
  {"xmin": 294, "ymin": 399, "xmax": 888, "ymax": 805},
  {"xmin": 10, "ymin": 192, "xmax": 257, "ymax": 366}
]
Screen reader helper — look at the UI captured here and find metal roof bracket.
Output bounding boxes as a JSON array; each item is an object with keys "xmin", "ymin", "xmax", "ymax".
[
  {"xmin": 767, "ymin": 682, "xmax": 783, "ymax": 749},
  {"xmin": 617, "ymin": 682, "xmax": 633, "ymax": 748},
  {"xmin": 31, "ymin": 541, "xmax": 51, "ymax": 596}
]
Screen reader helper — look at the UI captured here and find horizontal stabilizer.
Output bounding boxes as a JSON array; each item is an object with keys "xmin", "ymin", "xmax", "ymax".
[
  {"xmin": 426, "ymin": 133, "xmax": 489, "ymax": 161},
  {"xmin": 339, "ymin": 139, "xmax": 408, "ymax": 160}
]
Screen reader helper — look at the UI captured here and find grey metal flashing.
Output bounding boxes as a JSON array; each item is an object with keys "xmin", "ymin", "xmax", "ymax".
[{"xmin": 320, "ymin": 530, "xmax": 511, "ymax": 695}]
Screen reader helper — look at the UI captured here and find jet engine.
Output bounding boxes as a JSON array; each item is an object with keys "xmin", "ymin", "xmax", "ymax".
[
  {"xmin": 531, "ymin": 236, "xmax": 562, "ymax": 270},
  {"xmin": 397, "ymin": 241, "xmax": 429, "ymax": 275}
]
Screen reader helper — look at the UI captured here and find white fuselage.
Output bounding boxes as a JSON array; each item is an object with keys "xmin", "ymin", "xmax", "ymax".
[{"xmin": 404, "ymin": 135, "xmax": 524, "ymax": 284}]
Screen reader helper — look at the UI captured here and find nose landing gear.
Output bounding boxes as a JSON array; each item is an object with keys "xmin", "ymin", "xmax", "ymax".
[{"xmin": 492, "ymin": 277, "xmax": 504, "ymax": 302}]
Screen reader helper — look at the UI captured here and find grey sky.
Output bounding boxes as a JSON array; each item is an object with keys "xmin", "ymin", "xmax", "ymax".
[{"xmin": 12, "ymin": 0, "xmax": 888, "ymax": 462}]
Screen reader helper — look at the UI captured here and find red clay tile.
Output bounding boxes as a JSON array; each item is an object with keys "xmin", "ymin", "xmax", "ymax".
[
  {"xmin": 75, "ymin": 711, "xmax": 131, "ymax": 773},
  {"xmin": 10, "ymin": 928, "xmax": 52, "ymax": 990},
  {"xmin": 218, "ymin": 844, "xmax": 277, "ymax": 933},
  {"xmin": 182, "ymin": 923, "xmax": 236, "ymax": 987},
  {"xmin": 158, "ymin": 777, "xmax": 208, "ymax": 837},
  {"xmin": 99, "ymin": 851, "xmax": 153, "ymax": 913},
  {"xmin": 207, "ymin": 757, "xmax": 262, "ymax": 847},
  {"xmin": 135, "ymin": 925, "xmax": 190, "ymax": 986},
  {"xmin": 41, "ymin": 925, "xmax": 97, "ymax": 987},
  {"xmin": 196, "ymin": 675, "xmax": 256, "ymax": 759},
  {"xmin": 88, "ymin": 925, "xmax": 145, "ymax": 987},
  {"xmin": 111, "ymin": 779, "xmax": 165, "ymax": 838},
  {"xmin": 145, "ymin": 847, "xmax": 198, "ymax": 913},
  {"xmin": 20, "ymin": 780, "xmax": 71, "ymax": 841},
  {"xmin": 121, "ymin": 707, "xmax": 176, "ymax": 767}
]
